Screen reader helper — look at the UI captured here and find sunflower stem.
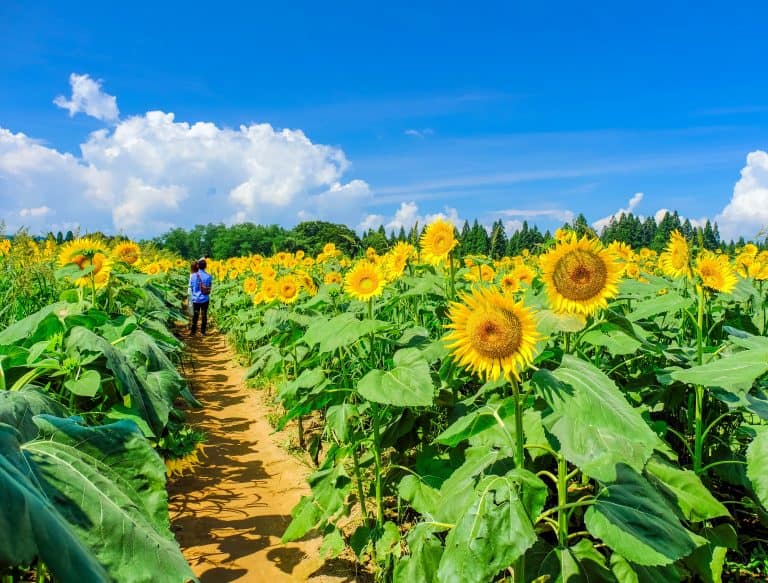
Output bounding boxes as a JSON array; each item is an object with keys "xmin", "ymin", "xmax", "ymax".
[
  {"xmin": 351, "ymin": 445, "xmax": 370, "ymax": 528},
  {"xmin": 511, "ymin": 378, "xmax": 526, "ymax": 583},
  {"xmin": 557, "ymin": 455, "xmax": 569, "ymax": 550},
  {"xmin": 448, "ymin": 250, "xmax": 456, "ymax": 300},
  {"xmin": 694, "ymin": 284, "xmax": 706, "ymax": 474},
  {"xmin": 371, "ymin": 404, "xmax": 384, "ymax": 529}
]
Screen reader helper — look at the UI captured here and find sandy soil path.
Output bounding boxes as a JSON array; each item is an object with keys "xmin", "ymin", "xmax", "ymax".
[{"xmin": 168, "ymin": 332, "xmax": 355, "ymax": 582}]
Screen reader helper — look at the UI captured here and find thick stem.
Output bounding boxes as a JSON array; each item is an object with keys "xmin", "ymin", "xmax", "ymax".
[
  {"xmin": 511, "ymin": 379, "xmax": 526, "ymax": 582},
  {"xmin": 447, "ymin": 251, "xmax": 456, "ymax": 300},
  {"xmin": 694, "ymin": 285, "xmax": 706, "ymax": 474},
  {"xmin": 371, "ymin": 404, "xmax": 384, "ymax": 529},
  {"xmin": 557, "ymin": 455, "xmax": 569, "ymax": 548},
  {"xmin": 351, "ymin": 446, "xmax": 370, "ymax": 527},
  {"xmin": 37, "ymin": 562, "xmax": 46, "ymax": 583}
]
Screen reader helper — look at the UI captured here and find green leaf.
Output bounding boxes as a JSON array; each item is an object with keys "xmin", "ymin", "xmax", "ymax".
[
  {"xmin": 645, "ymin": 456, "xmax": 729, "ymax": 522},
  {"xmin": 670, "ymin": 348, "xmax": 768, "ymax": 393},
  {"xmin": 533, "ymin": 356, "xmax": 660, "ymax": 481},
  {"xmin": 0, "ymin": 387, "xmax": 68, "ymax": 442},
  {"xmin": 747, "ymin": 426, "xmax": 768, "ymax": 509},
  {"xmin": 393, "ymin": 523, "xmax": 444, "ymax": 583},
  {"xmin": 398, "ymin": 474, "xmax": 441, "ymax": 518},
  {"xmin": 628, "ymin": 293, "xmax": 693, "ymax": 322},
  {"xmin": 64, "ymin": 369, "xmax": 102, "ymax": 397},
  {"xmin": 0, "ymin": 424, "xmax": 109, "ymax": 582},
  {"xmin": 374, "ymin": 521, "xmax": 402, "ymax": 564},
  {"xmin": 684, "ymin": 524, "xmax": 737, "ymax": 583},
  {"xmin": 22, "ymin": 435, "xmax": 195, "ymax": 582},
  {"xmin": 610, "ymin": 553, "xmax": 681, "ymax": 583},
  {"xmin": 325, "ymin": 403, "xmax": 359, "ymax": 442},
  {"xmin": 319, "ymin": 528, "xmax": 345, "ymax": 560},
  {"xmin": 434, "ymin": 398, "xmax": 515, "ymax": 447},
  {"xmin": 582, "ymin": 328, "xmax": 642, "ymax": 357},
  {"xmin": 433, "ymin": 446, "xmax": 502, "ymax": 524},
  {"xmin": 303, "ymin": 312, "xmax": 388, "ymax": 354},
  {"xmin": 536, "ymin": 539, "xmax": 617, "ymax": 582},
  {"xmin": 358, "ymin": 348, "xmax": 434, "ymax": 407},
  {"xmin": 0, "ymin": 302, "xmax": 82, "ymax": 346},
  {"xmin": 537, "ymin": 309, "xmax": 587, "ymax": 335},
  {"xmin": 585, "ymin": 465, "xmax": 706, "ymax": 566},
  {"xmin": 437, "ymin": 473, "xmax": 538, "ymax": 583}
]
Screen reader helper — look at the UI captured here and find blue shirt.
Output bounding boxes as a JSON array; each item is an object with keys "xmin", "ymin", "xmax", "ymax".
[{"xmin": 189, "ymin": 270, "xmax": 213, "ymax": 303}]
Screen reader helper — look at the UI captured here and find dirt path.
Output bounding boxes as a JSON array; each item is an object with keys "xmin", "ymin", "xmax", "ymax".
[{"xmin": 168, "ymin": 332, "xmax": 354, "ymax": 582}]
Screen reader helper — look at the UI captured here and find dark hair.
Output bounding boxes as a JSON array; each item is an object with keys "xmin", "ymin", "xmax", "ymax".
[
  {"xmin": 190, "ymin": 261, "xmax": 199, "ymax": 273},
  {"xmin": 198, "ymin": 259, "xmax": 207, "ymax": 270}
]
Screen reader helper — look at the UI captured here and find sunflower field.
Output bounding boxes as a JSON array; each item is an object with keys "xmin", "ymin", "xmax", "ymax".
[
  {"xmin": 0, "ymin": 235, "xmax": 202, "ymax": 582},
  {"xmin": 208, "ymin": 220, "xmax": 768, "ymax": 582}
]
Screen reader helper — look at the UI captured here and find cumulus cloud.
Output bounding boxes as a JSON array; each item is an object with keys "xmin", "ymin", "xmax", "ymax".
[
  {"xmin": 1, "ymin": 97, "xmax": 372, "ymax": 236},
  {"xmin": 358, "ymin": 201, "xmax": 461, "ymax": 233},
  {"xmin": 592, "ymin": 192, "xmax": 643, "ymax": 230},
  {"xmin": 716, "ymin": 150, "xmax": 768, "ymax": 241},
  {"xmin": 53, "ymin": 73, "xmax": 120, "ymax": 122}
]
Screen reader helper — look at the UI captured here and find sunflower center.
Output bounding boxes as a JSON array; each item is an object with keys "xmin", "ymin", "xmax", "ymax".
[
  {"xmin": 466, "ymin": 308, "xmax": 522, "ymax": 359},
  {"xmin": 553, "ymin": 249, "xmax": 608, "ymax": 301},
  {"xmin": 358, "ymin": 276, "xmax": 375, "ymax": 292}
]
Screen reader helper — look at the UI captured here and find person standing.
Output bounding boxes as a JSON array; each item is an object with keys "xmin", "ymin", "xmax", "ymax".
[{"xmin": 190, "ymin": 258, "xmax": 213, "ymax": 336}]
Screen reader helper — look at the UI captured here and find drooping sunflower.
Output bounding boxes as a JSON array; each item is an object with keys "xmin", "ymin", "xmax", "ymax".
[
  {"xmin": 344, "ymin": 261, "xmax": 385, "ymax": 301},
  {"xmin": 539, "ymin": 233, "xmax": 622, "ymax": 316},
  {"xmin": 658, "ymin": 230, "xmax": 692, "ymax": 280},
  {"xmin": 277, "ymin": 275, "xmax": 301, "ymax": 304},
  {"xmin": 445, "ymin": 287, "xmax": 541, "ymax": 381},
  {"xmin": 607, "ymin": 241, "xmax": 635, "ymax": 262},
  {"xmin": 696, "ymin": 251, "xmax": 738, "ymax": 293},
  {"xmin": 75, "ymin": 252, "xmax": 110, "ymax": 288},
  {"xmin": 420, "ymin": 218, "xmax": 458, "ymax": 265},
  {"xmin": 113, "ymin": 241, "xmax": 141, "ymax": 265}
]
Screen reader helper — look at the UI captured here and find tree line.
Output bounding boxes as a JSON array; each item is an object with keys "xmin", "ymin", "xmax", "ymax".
[{"xmin": 151, "ymin": 211, "xmax": 750, "ymax": 260}]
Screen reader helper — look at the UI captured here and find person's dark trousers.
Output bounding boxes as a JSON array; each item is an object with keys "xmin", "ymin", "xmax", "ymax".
[{"xmin": 191, "ymin": 301, "xmax": 209, "ymax": 335}]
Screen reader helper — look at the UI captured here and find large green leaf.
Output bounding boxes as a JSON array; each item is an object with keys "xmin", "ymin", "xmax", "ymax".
[
  {"xmin": 670, "ymin": 348, "xmax": 768, "ymax": 393},
  {"xmin": 534, "ymin": 539, "xmax": 617, "ymax": 582},
  {"xmin": 610, "ymin": 554, "xmax": 681, "ymax": 583},
  {"xmin": 303, "ymin": 312, "xmax": 388, "ymax": 354},
  {"xmin": 533, "ymin": 356, "xmax": 659, "ymax": 481},
  {"xmin": 684, "ymin": 523, "xmax": 737, "ymax": 583},
  {"xmin": 628, "ymin": 293, "xmax": 693, "ymax": 322},
  {"xmin": 64, "ymin": 369, "xmax": 102, "ymax": 397},
  {"xmin": 358, "ymin": 348, "xmax": 434, "ymax": 407},
  {"xmin": 581, "ymin": 328, "xmax": 642, "ymax": 357},
  {"xmin": 32, "ymin": 416, "xmax": 170, "ymax": 533},
  {"xmin": 22, "ymin": 438, "xmax": 195, "ymax": 583},
  {"xmin": 434, "ymin": 398, "xmax": 515, "ymax": 448},
  {"xmin": 0, "ymin": 302, "xmax": 83, "ymax": 347},
  {"xmin": 747, "ymin": 426, "xmax": 768, "ymax": 509},
  {"xmin": 398, "ymin": 474, "xmax": 441, "ymax": 518},
  {"xmin": 437, "ymin": 473, "xmax": 538, "ymax": 583},
  {"xmin": 0, "ymin": 424, "xmax": 109, "ymax": 582},
  {"xmin": 585, "ymin": 465, "xmax": 705, "ymax": 566},
  {"xmin": 0, "ymin": 387, "xmax": 68, "ymax": 441},
  {"xmin": 645, "ymin": 456, "xmax": 729, "ymax": 522}
]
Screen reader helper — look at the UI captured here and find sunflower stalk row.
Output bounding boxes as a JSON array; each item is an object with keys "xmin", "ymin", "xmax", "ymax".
[{"xmin": 210, "ymin": 223, "xmax": 768, "ymax": 581}]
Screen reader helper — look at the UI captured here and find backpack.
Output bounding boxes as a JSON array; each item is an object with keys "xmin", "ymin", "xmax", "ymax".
[{"xmin": 197, "ymin": 273, "xmax": 211, "ymax": 295}]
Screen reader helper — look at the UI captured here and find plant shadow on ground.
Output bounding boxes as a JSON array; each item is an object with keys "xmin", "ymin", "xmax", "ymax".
[{"xmin": 169, "ymin": 332, "xmax": 368, "ymax": 581}]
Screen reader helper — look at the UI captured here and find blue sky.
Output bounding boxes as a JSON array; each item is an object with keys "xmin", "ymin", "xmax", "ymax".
[{"xmin": 1, "ymin": 0, "xmax": 767, "ymax": 239}]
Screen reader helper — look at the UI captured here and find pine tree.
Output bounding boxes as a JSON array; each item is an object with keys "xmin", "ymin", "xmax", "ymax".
[{"xmin": 489, "ymin": 220, "xmax": 508, "ymax": 259}]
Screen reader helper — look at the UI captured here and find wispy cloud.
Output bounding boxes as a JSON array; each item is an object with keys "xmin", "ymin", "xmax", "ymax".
[
  {"xmin": 694, "ymin": 105, "xmax": 768, "ymax": 116},
  {"xmin": 404, "ymin": 128, "xmax": 435, "ymax": 138}
]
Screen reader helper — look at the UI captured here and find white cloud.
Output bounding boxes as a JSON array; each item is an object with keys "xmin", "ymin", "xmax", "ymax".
[
  {"xmin": 19, "ymin": 206, "xmax": 51, "ymax": 217},
  {"xmin": 716, "ymin": 150, "xmax": 768, "ymax": 241},
  {"xmin": 53, "ymin": 73, "xmax": 120, "ymax": 122},
  {"xmin": 504, "ymin": 220, "xmax": 524, "ymax": 234},
  {"xmin": 404, "ymin": 128, "xmax": 435, "ymax": 138},
  {"xmin": 592, "ymin": 192, "xmax": 643, "ymax": 230},
  {"xmin": 495, "ymin": 208, "xmax": 575, "ymax": 223},
  {"xmin": 654, "ymin": 208, "xmax": 706, "ymax": 229},
  {"xmin": 357, "ymin": 201, "xmax": 461, "ymax": 233},
  {"xmin": 1, "ymin": 101, "xmax": 371, "ymax": 236}
]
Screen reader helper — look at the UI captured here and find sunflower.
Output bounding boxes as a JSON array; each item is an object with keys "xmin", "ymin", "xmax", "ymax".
[
  {"xmin": 324, "ymin": 271, "xmax": 342, "ymax": 285},
  {"xmin": 420, "ymin": 218, "xmax": 458, "ymax": 265},
  {"xmin": 539, "ymin": 233, "xmax": 622, "ymax": 316},
  {"xmin": 0, "ymin": 239, "xmax": 11, "ymax": 256},
  {"xmin": 323, "ymin": 242, "xmax": 338, "ymax": 256},
  {"xmin": 75, "ymin": 252, "xmax": 110, "ymax": 288},
  {"xmin": 511, "ymin": 264, "xmax": 536, "ymax": 287},
  {"xmin": 624, "ymin": 262, "xmax": 641, "ymax": 279},
  {"xmin": 243, "ymin": 277, "xmax": 258, "ymax": 294},
  {"xmin": 445, "ymin": 287, "xmax": 541, "ymax": 381},
  {"xmin": 262, "ymin": 279, "xmax": 278, "ymax": 301},
  {"xmin": 344, "ymin": 261, "xmax": 385, "ymax": 301},
  {"xmin": 696, "ymin": 251, "xmax": 737, "ymax": 293},
  {"xmin": 144, "ymin": 262, "xmax": 162, "ymax": 276},
  {"xmin": 59, "ymin": 237, "xmax": 109, "ymax": 268},
  {"xmin": 499, "ymin": 273, "xmax": 520, "ymax": 294},
  {"xmin": 277, "ymin": 275, "xmax": 301, "ymax": 304},
  {"xmin": 465, "ymin": 264, "xmax": 496, "ymax": 283},
  {"xmin": 607, "ymin": 241, "xmax": 635, "ymax": 262},
  {"xmin": 658, "ymin": 230, "xmax": 692, "ymax": 280},
  {"xmin": 113, "ymin": 241, "xmax": 141, "ymax": 265}
]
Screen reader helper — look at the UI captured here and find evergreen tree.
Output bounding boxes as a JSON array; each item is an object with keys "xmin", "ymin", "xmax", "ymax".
[
  {"xmin": 397, "ymin": 226, "xmax": 407, "ymax": 241},
  {"xmin": 489, "ymin": 220, "xmax": 508, "ymax": 259}
]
